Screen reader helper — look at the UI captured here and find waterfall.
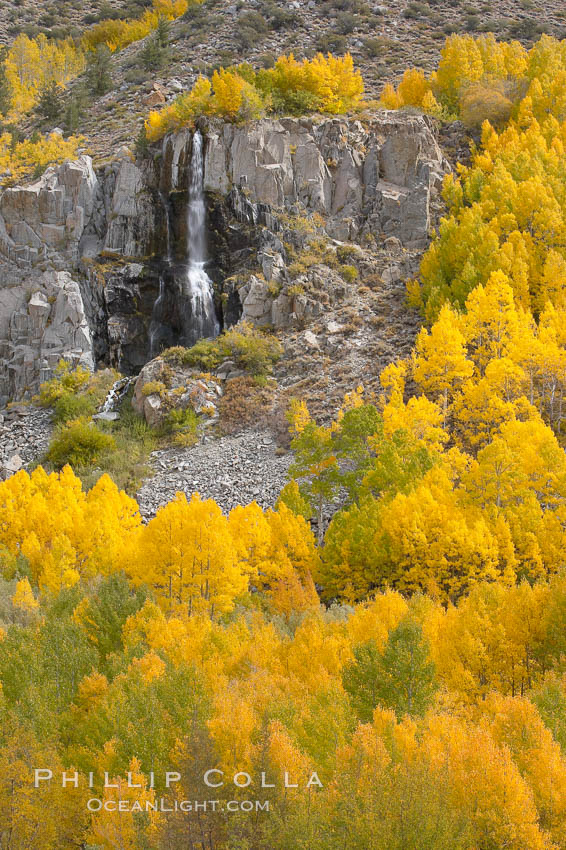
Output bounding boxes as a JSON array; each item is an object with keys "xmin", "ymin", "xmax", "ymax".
[
  {"xmin": 148, "ymin": 276, "xmax": 165, "ymax": 357},
  {"xmin": 148, "ymin": 130, "xmax": 219, "ymax": 361},
  {"xmin": 184, "ymin": 130, "xmax": 219, "ymax": 343}
]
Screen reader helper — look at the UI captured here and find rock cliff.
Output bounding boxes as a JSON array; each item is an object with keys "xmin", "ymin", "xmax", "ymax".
[
  {"xmin": 0, "ymin": 113, "xmax": 447, "ymax": 406},
  {"xmin": 203, "ymin": 112, "xmax": 444, "ymax": 245}
]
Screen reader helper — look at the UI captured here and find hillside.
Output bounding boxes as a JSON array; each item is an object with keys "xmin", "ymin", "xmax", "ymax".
[
  {"xmin": 7, "ymin": 0, "xmax": 566, "ymax": 161},
  {"xmin": 0, "ymin": 0, "xmax": 147, "ymax": 43}
]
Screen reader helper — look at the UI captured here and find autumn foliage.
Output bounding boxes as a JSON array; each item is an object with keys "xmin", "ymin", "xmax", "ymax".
[
  {"xmin": 0, "ymin": 0, "xmax": 195, "ymax": 120},
  {"xmin": 3, "ymin": 29, "xmax": 566, "ymax": 850},
  {"xmin": 381, "ymin": 35, "xmax": 566, "ymax": 323},
  {"xmin": 82, "ymin": 0, "xmax": 193, "ymax": 53},
  {"xmin": 145, "ymin": 53, "xmax": 364, "ymax": 140},
  {"xmin": 0, "ymin": 131, "xmax": 84, "ymax": 185}
]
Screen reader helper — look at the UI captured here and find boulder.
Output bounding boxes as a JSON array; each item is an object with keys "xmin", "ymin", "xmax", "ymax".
[
  {"xmin": 304, "ymin": 330, "xmax": 320, "ymax": 349},
  {"xmin": 142, "ymin": 393, "xmax": 163, "ymax": 428},
  {"xmin": 2, "ymin": 454, "xmax": 23, "ymax": 477},
  {"xmin": 143, "ymin": 90, "xmax": 166, "ymax": 107},
  {"xmin": 239, "ymin": 276, "xmax": 273, "ymax": 326}
]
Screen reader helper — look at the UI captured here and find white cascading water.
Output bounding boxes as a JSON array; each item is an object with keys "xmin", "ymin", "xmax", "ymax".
[
  {"xmin": 99, "ymin": 376, "xmax": 134, "ymax": 416},
  {"xmin": 148, "ymin": 276, "xmax": 165, "ymax": 357},
  {"xmin": 184, "ymin": 130, "xmax": 219, "ymax": 341}
]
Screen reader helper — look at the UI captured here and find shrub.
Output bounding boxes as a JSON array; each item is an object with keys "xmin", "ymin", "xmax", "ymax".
[
  {"xmin": 218, "ymin": 375, "xmax": 276, "ymax": 435},
  {"xmin": 162, "ymin": 323, "xmax": 283, "ymax": 376},
  {"xmin": 315, "ymin": 33, "xmax": 348, "ymax": 53},
  {"xmin": 363, "ymin": 37, "xmax": 385, "ymax": 58},
  {"xmin": 335, "ymin": 12, "xmax": 358, "ymax": 33},
  {"xmin": 266, "ymin": 7, "xmax": 297, "ymax": 30},
  {"xmin": 38, "ymin": 364, "xmax": 119, "ymax": 426},
  {"xmin": 403, "ymin": 2, "xmax": 431, "ymax": 19},
  {"xmin": 53, "ymin": 393, "xmax": 98, "ymax": 424},
  {"xmin": 235, "ymin": 11, "xmax": 268, "ymax": 50},
  {"xmin": 38, "ymin": 362, "xmax": 91, "ymax": 407},
  {"xmin": 336, "ymin": 244, "xmax": 359, "ymax": 263},
  {"xmin": 340, "ymin": 264, "xmax": 359, "ymax": 282},
  {"xmin": 47, "ymin": 419, "xmax": 116, "ymax": 469},
  {"xmin": 164, "ymin": 338, "xmax": 222, "ymax": 370},
  {"xmin": 165, "ymin": 407, "xmax": 199, "ymax": 446},
  {"xmin": 330, "ymin": 0, "xmax": 369, "ymax": 12},
  {"xmin": 460, "ymin": 81, "xmax": 514, "ymax": 128},
  {"xmin": 142, "ymin": 380, "xmax": 167, "ymax": 397},
  {"xmin": 160, "ymin": 346, "xmax": 191, "ymax": 366}
]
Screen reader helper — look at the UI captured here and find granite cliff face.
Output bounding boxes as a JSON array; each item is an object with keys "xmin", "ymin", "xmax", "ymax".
[
  {"xmin": 0, "ymin": 113, "xmax": 447, "ymax": 405},
  {"xmin": 202, "ymin": 112, "xmax": 444, "ymax": 245}
]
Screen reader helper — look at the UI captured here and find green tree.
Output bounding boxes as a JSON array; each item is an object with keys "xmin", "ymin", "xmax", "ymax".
[
  {"xmin": 0, "ymin": 47, "xmax": 12, "ymax": 117},
  {"xmin": 73, "ymin": 573, "xmax": 148, "ymax": 669},
  {"xmin": 375, "ymin": 619, "xmax": 438, "ymax": 718},
  {"xmin": 533, "ymin": 679, "xmax": 566, "ymax": 752},
  {"xmin": 288, "ymin": 421, "xmax": 340, "ymax": 545},
  {"xmin": 140, "ymin": 16, "xmax": 171, "ymax": 70},
  {"xmin": 343, "ymin": 620, "xmax": 438, "ymax": 721},
  {"xmin": 361, "ymin": 425, "xmax": 435, "ymax": 502},
  {"xmin": 37, "ymin": 81, "xmax": 62, "ymax": 121},
  {"xmin": 86, "ymin": 45, "xmax": 113, "ymax": 96},
  {"xmin": 342, "ymin": 638, "xmax": 383, "ymax": 722},
  {"xmin": 64, "ymin": 94, "xmax": 84, "ymax": 134},
  {"xmin": 333, "ymin": 404, "xmax": 382, "ymax": 501}
]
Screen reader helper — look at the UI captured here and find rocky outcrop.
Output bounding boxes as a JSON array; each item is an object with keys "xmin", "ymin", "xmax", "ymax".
[
  {"xmin": 0, "ymin": 148, "xmax": 156, "ymax": 404},
  {"xmin": 202, "ymin": 113, "xmax": 446, "ymax": 246},
  {"xmin": 0, "ymin": 156, "xmax": 98, "ymax": 270},
  {"xmin": 0, "ymin": 111, "xmax": 447, "ymax": 405},
  {"xmin": 132, "ymin": 356, "xmax": 222, "ymax": 428},
  {"xmin": 0, "ymin": 270, "xmax": 94, "ymax": 404},
  {"xmin": 0, "ymin": 405, "xmax": 53, "ymax": 480}
]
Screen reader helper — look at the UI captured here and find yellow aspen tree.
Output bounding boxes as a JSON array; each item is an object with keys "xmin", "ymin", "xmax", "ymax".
[
  {"xmin": 412, "ymin": 304, "xmax": 474, "ymax": 426},
  {"xmin": 397, "ymin": 68, "xmax": 430, "ymax": 107},
  {"xmin": 286, "ymin": 397, "xmax": 311, "ymax": 436},
  {"xmin": 0, "ymin": 729, "xmax": 89, "ymax": 849},
  {"xmin": 421, "ymin": 714, "xmax": 549, "ymax": 850},
  {"xmin": 228, "ymin": 501, "xmax": 272, "ymax": 585},
  {"xmin": 383, "ymin": 394, "xmax": 448, "ymax": 453},
  {"xmin": 481, "ymin": 694, "xmax": 566, "ymax": 847},
  {"xmin": 346, "ymin": 590, "xmax": 408, "ymax": 650},
  {"xmin": 265, "ymin": 502, "xmax": 321, "ymax": 583},
  {"xmin": 379, "ymin": 468, "xmax": 505, "ymax": 602},
  {"xmin": 136, "ymin": 492, "xmax": 246, "ymax": 617},
  {"xmin": 11, "ymin": 577, "xmax": 39, "ymax": 612},
  {"xmin": 462, "ymin": 271, "xmax": 522, "ymax": 374},
  {"xmin": 90, "ymin": 757, "xmax": 160, "ymax": 850}
]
